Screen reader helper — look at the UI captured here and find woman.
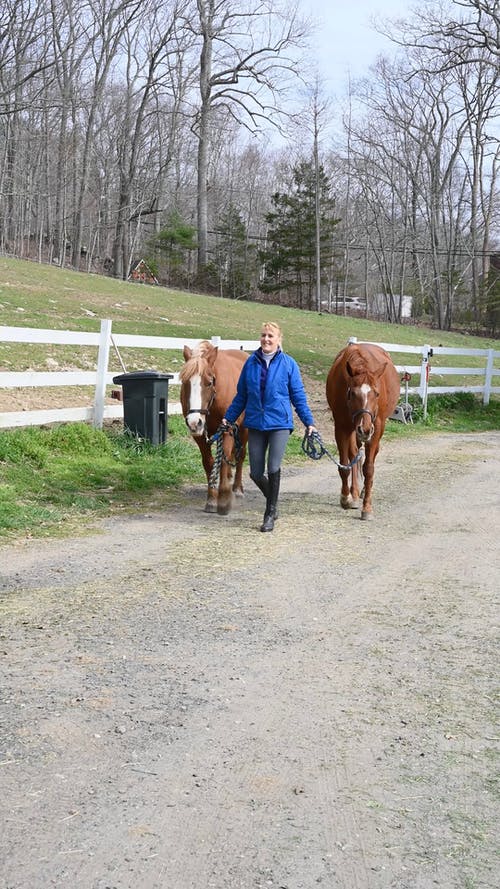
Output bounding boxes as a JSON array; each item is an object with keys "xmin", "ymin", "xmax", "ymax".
[{"xmin": 222, "ymin": 321, "xmax": 316, "ymax": 532}]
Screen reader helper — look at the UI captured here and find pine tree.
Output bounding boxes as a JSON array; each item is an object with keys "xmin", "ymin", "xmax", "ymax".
[
  {"xmin": 260, "ymin": 160, "xmax": 339, "ymax": 310},
  {"xmin": 212, "ymin": 205, "xmax": 258, "ymax": 299},
  {"xmin": 152, "ymin": 210, "xmax": 197, "ymax": 287}
]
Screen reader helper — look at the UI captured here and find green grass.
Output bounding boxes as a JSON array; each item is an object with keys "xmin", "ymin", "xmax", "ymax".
[
  {"xmin": 0, "ymin": 256, "xmax": 499, "ymax": 540},
  {"xmin": 0, "ymin": 417, "xmax": 207, "ymax": 539}
]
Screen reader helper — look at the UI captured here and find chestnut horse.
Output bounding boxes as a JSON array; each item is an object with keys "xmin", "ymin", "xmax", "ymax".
[
  {"xmin": 180, "ymin": 341, "xmax": 248, "ymax": 515},
  {"xmin": 326, "ymin": 342, "xmax": 400, "ymax": 520}
]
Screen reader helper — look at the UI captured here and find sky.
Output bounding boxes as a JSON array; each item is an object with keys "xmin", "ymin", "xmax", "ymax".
[{"xmin": 302, "ymin": 0, "xmax": 418, "ymax": 93}]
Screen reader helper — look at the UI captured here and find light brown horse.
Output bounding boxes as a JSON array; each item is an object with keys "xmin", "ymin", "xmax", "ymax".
[
  {"xmin": 180, "ymin": 341, "xmax": 248, "ymax": 515},
  {"xmin": 326, "ymin": 342, "xmax": 400, "ymax": 520}
]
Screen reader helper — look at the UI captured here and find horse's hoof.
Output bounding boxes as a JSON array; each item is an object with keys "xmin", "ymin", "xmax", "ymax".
[
  {"xmin": 204, "ymin": 502, "xmax": 217, "ymax": 513},
  {"xmin": 341, "ymin": 496, "xmax": 359, "ymax": 510},
  {"xmin": 233, "ymin": 489, "xmax": 244, "ymax": 499},
  {"xmin": 361, "ymin": 510, "xmax": 373, "ymax": 521},
  {"xmin": 217, "ymin": 505, "xmax": 231, "ymax": 516}
]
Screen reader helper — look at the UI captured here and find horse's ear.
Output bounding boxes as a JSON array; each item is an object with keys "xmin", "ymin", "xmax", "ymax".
[
  {"xmin": 374, "ymin": 360, "xmax": 388, "ymax": 380},
  {"xmin": 183, "ymin": 345, "xmax": 192, "ymax": 362},
  {"xmin": 206, "ymin": 343, "xmax": 218, "ymax": 367},
  {"xmin": 346, "ymin": 360, "xmax": 355, "ymax": 378}
]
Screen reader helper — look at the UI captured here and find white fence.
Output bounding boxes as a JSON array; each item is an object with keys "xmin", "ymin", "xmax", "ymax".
[
  {"xmin": 0, "ymin": 320, "xmax": 259, "ymax": 429},
  {"xmin": 0, "ymin": 321, "xmax": 498, "ymax": 429}
]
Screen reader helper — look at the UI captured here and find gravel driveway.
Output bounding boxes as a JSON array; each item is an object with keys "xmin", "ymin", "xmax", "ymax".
[{"xmin": 1, "ymin": 431, "xmax": 499, "ymax": 889}]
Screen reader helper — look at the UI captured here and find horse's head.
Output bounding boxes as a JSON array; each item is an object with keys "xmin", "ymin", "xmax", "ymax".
[
  {"xmin": 180, "ymin": 342, "xmax": 218, "ymax": 436},
  {"xmin": 346, "ymin": 357, "xmax": 387, "ymax": 443}
]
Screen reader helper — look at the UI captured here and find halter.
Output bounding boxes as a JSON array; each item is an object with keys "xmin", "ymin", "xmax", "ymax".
[
  {"xmin": 347, "ymin": 387, "xmax": 376, "ymax": 424},
  {"xmin": 351, "ymin": 407, "xmax": 376, "ymax": 423},
  {"xmin": 184, "ymin": 376, "xmax": 216, "ymax": 423}
]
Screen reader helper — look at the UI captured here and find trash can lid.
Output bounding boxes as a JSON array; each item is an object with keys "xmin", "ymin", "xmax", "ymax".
[{"xmin": 113, "ymin": 370, "xmax": 174, "ymax": 384}]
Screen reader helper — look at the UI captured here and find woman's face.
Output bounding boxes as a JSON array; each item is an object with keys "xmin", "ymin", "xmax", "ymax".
[{"xmin": 260, "ymin": 327, "xmax": 281, "ymax": 354}]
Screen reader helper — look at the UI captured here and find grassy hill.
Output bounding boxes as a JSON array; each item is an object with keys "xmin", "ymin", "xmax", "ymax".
[{"xmin": 1, "ymin": 255, "xmax": 497, "ymax": 382}]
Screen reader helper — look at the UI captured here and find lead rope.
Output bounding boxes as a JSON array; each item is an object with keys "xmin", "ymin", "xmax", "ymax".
[
  {"xmin": 301, "ymin": 430, "xmax": 364, "ymax": 471},
  {"xmin": 207, "ymin": 423, "xmax": 242, "ymax": 489}
]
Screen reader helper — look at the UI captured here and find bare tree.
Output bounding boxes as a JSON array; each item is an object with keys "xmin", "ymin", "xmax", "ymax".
[
  {"xmin": 0, "ymin": 0, "xmax": 54, "ymax": 115},
  {"xmin": 69, "ymin": 0, "xmax": 143, "ymax": 268},
  {"xmin": 455, "ymin": 50, "xmax": 500, "ymax": 323},
  {"xmin": 190, "ymin": 0, "xmax": 308, "ymax": 278},
  {"xmin": 427, "ymin": 0, "xmax": 499, "ymax": 65},
  {"xmin": 346, "ymin": 54, "xmax": 472, "ymax": 327},
  {"xmin": 46, "ymin": 0, "xmax": 92, "ymax": 265},
  {"xmin": 0, "ymin": 1, "xmax": 54, "ymax": 249},
  {"xmin": 110, "ymin": 0, "xmax": 194, "ymax": 279},
  {"xmin": 387, "ymin": 0, "xmax": 500, "ymax": 72},
  {"xmin": 339, "ymin": 0, "xmax": 499, "ymax": 329}
]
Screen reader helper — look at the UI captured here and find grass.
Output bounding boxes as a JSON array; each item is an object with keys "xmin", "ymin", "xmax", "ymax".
[
  {"xmin": 0, "ymin": 256, "xmax": 499, "ymax": 540},
  {"xmin": 0, "ymin": 416, "xmax": 206, "ymax": 539}
]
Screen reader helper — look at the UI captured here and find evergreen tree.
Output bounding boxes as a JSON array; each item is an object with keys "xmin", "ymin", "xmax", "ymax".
[
  {"xmin": 260, "ymin": 160, "xmax": 339, "ymax": 309},
  {"xmin": 212, "ymin": 205, "xmax": 258, "ymax": 300},
  {"xmin": 152, "ymin": 210, "xmax": 197, "ymax": 287}
]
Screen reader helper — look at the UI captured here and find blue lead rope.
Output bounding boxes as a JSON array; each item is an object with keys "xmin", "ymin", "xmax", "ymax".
[{"xmin": 301, "ymin": 430, "xmax": 364, "ymax": 471}]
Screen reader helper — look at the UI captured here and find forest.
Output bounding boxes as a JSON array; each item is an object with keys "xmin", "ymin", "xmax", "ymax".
[{"xmin": 0, "ymin": 0, "xmax": 499, "ymax": 331}]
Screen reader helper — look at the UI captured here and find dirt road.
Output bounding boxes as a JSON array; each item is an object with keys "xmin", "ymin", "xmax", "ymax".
[{"xmin": 1, "ymin": 431, "xmax": 499, "ymax": 889}]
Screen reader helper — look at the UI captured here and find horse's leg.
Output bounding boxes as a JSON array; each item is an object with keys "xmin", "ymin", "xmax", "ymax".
[
  {"xmin": 360, "ymin": 433, "xmax": 381, "ymax": 520},
  {"xmin": 217, "ymin": 432, "xmax": 235, "ymax": 515},
  {"xmin": 196, "ymin": 438, "xmax": 218, "ymax": 513},
  {"xmin": 336, "ymin": 431, "xmax": 360, "ymax": 510},
  {"xmin": 232, "ymin": 442, "xmax": 246, "ymax": 498}
]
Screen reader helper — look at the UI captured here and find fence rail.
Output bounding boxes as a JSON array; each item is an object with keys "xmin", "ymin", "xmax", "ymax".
[{"xmin": 0, "ymin": 322, "xmax": 498, "ymax": 429}]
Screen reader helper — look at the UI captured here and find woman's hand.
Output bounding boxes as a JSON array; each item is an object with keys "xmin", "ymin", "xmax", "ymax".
[{"xmin": 306, "ymin": 425, "xmax": 317, "ymax": 436}]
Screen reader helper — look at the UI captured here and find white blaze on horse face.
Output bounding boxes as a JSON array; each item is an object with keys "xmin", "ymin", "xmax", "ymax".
[
  {"xmin": 360, "ymin": 383, "xmax": 371, "ymax": 406},
  {"xmin": 186, "ymin": 374, "xmax": 206, "ymax": 433},
  {"xmin": 355, "ymin": 383, "xmax": 375, "ymax": 442}
]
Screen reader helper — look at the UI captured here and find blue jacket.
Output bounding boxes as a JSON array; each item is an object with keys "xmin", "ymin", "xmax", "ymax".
[{"xmin": 225, "ymin": 348, "xmax": 315, "ymax": 431}]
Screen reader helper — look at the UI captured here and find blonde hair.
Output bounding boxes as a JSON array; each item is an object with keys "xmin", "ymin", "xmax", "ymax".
[{"xmin": 261, "ymin": 321, "xmax": 282, "ymax": 342}]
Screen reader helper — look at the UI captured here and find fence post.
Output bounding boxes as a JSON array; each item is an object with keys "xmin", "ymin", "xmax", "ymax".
[
  {"xmin": 93, "ymin": 319, "xmax": 112, "ymax": 429},
  {"xmin": 484, "ymin": 349, "xmax": 494, "ymax": 405}
]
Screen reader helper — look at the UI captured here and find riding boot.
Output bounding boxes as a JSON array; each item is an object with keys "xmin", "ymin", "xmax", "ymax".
[
  {"xmin": 260, "ymin": 469, "xmax": 280, "ymax": 532},
  {"xmin": 250, "ymin": 473, "xmax": 269, "ymax": 499},
  {"xmin": 251, "ymin": 473, "xmax": 279, "ymax": 521}
]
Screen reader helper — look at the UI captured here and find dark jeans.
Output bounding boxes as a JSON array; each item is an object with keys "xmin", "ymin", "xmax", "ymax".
[{"xmin": 247, "ymin": 428, "xmax": 290, "ymax": 478}]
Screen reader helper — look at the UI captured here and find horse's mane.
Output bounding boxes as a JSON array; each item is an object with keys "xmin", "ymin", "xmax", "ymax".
[{"xmin": 179, "ymin": 341, "xmax": 212, "ymax": 382}]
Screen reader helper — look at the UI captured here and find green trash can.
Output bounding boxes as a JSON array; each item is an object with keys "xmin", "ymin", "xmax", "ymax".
[{"xmin": 113, "ymin": 371, "xmax": 173, "ymax": 445}]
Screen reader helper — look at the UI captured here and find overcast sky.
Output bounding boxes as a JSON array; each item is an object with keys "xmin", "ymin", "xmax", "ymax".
[{"xmin": 302, "ymin": 0, "xmax": 418, "ymax": 93}]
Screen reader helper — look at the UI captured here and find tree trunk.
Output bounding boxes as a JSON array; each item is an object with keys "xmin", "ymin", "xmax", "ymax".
[{"xmin": 196, "ymin": 0, "xmax": 213, "ymax": 277}]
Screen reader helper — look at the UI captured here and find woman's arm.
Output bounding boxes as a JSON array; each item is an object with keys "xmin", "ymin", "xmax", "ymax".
[{"xmin": 287, "ymin": 358, "xmax": 315, "ymax": 428}]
